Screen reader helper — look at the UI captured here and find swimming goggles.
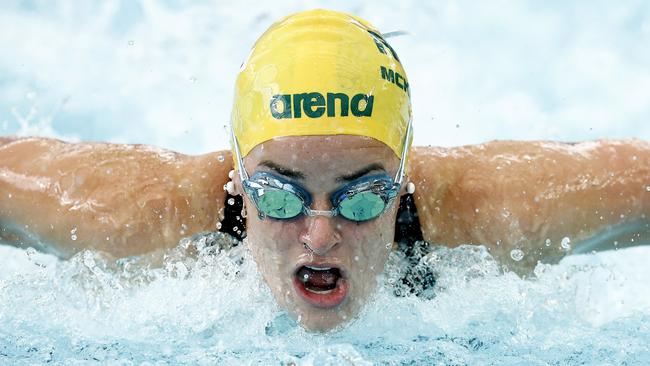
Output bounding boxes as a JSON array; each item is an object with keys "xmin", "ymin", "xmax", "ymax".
[{"xmin": 230, "ymin": 118, "xmax": 412, "ymax": 222}]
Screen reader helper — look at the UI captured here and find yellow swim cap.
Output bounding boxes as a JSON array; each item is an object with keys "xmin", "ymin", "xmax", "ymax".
[{"xmin": 231, "ymin": 9, "xmax": 412, "ymax": 159}]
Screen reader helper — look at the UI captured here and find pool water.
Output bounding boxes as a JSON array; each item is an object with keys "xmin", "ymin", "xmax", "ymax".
[
  {"xmin": 2, "ymin": 0, "xmax": 650, "ymax": 364},
  {"xmin": 1, "ymin": 232, "xmax": 650, "ymax": 365}
]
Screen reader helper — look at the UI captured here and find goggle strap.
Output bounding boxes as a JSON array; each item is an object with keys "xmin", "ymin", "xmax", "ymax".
[
  {"xmin": 393, "ymin": 117, "xmax": 413, "ymax": 186},
  {"xmin": 231, "ymin": 127, "xmax": 249, "ymax": 181}
]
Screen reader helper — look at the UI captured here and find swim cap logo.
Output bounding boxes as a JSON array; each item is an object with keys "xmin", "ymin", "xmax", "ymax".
[{"xmin": 270, "ymin": 92, "xmax": 374, "ymax": 119}]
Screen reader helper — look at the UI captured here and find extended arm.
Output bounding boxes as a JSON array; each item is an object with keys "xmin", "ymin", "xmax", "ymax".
[
  {"xmin": 409, "ymin": 140, "xmax": 650, "ymax": 271},
  {"xmin": 0, "ymin": 137, "xmax": 232, "ymax": 258}
]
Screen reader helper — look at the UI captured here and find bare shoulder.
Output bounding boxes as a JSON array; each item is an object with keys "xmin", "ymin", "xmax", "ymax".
[
  {"xmin": 0, "ymin": 137, "xmax": 233, "ymax": 257},
  {"xmin": 408, "ymin": 140, "xmax": 650, "ymax": 272}
]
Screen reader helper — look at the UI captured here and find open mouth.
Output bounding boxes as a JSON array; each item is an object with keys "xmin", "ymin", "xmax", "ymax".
[{"xmin": 292, "ymin": 264, "xmax": 349, "ymax": 308}]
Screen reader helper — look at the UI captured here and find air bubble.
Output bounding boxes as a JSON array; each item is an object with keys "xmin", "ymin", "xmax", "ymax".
[
  {"xmin": 510, "ymin": 249, "xmax": 524, "ymax": 261},
  {"xmin": 545, "ymin": 238, "xmax": 551, "ymax": 247},
  {"xmin": 216, "ymin": 222, "xmax": 222, "ymax": 230},
  {"xmin": 561, "ymin": 237, "xmax": 571, "ymax": 251},
  {"xmin": 646, "ymin": 186, "xmax": 650, "ymax": 192},
  {"xmin": 128, "ymin": 40, "xmax": 134, "ymax": 46},
  {"xmin": 228, "ymin": 198, "xmax": 235, "ymax": 205},
  {"xmin": 71, "ymin": 234, "xmax": 77, "ymax": 241},
  {"xmin": 217, "ymin": 155, "xmax": 225, "ymax": 162}
]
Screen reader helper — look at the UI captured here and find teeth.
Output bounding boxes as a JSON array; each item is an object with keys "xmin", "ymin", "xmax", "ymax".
[
  {"xmin": 305, "ymin": 265, "xmax": 332, "ymax": 271},
  {"xmin": 306, "ymin": 288, "xmax": 334, "ymax": 295}
]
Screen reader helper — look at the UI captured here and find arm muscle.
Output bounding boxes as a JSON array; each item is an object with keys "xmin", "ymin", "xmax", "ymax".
[{"xmin": 0, "ymin": 137, "xmax": 232, "ymax": 257}]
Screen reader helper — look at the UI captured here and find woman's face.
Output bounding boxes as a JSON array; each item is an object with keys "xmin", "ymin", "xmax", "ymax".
[{"xmin": 236, "ymin": 135, "xmax": 402, "ymax": 332}]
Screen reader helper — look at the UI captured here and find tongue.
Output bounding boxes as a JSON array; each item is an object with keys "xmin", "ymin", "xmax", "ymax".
[{"xmin": 297, "ymin": 267, "xmax": 341, "ymax": 291}]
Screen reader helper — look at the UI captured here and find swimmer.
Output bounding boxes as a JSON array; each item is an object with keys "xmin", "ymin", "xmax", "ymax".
[{"xmin": 0, "ymin": 10, "xmax": 649, "ymax": 332}]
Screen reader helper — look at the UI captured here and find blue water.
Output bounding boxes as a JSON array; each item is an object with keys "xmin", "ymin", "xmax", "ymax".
[
  {"xmin": 2, "ymin": 237, "xmax": 650, "ymax": 365},
  {"xmin": 2, "ymin": 1, "xmax": 650, "ymax": 364}
]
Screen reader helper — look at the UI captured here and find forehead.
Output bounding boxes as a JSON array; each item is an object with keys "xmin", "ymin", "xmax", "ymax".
[{"xmin": 243, "ymin": 135, "xmax": 399, "ymax": 179}]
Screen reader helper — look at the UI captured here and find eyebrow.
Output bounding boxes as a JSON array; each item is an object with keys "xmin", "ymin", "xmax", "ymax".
[
  {"xmin": 258, "ymin": 160, "xmax": 306, "ymax": 179},
  {"xmin": 336, "ymin": 163, "xmax": 386, "ymax": 182},
  {"xmin": 257, "ymin": 161, "xmax": 386, "ymax": 182}
]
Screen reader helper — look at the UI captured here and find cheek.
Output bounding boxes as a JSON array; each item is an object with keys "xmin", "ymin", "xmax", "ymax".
[
  {"xmin": 246, "ymin": 217, "xmax": 302, "ymax": 265},
  {"xmin": 344, "ymin": 215, "xmax": 395, "ymax": 269}
]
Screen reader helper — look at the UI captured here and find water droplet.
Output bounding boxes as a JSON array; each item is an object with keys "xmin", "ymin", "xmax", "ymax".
[
  {"xmin": 25, "ymin": 247, "xmax": 36, "ymax": 257},
  {"xmin": 227, "ymin": 198, "xmax": 235, "ymax": 205},
  {"xmin": 70, "ymin": 227, "xmax": 77, "ymax": 234},
  {"xmin": 561, "ymin": 237, "xmax": 571, "ymax": 251},
  {"xmin": 545, "ymin": 238, "xmax": 551, "ymax": 247},
  {"xmin": 71, "ymin": 234, "xmax": 77, "ymax": 241},
  {"xmin": 510, "ymin": 249, "xmax": 524, "ymax": 261},
  {"xmin": 217, "ymin": 155, "xmax": 225, "ymax": 162},
  {"xmin": 128, "ymin": 40, "xmax": 134, "ymax": 46}
]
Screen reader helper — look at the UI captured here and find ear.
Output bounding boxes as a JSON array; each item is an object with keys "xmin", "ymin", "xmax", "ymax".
[
  {"xmin": 227, "ymin": 169, "xmax": 245, "ymax": 196},
  {"xmin": 399, "ymin": 174, "xmax": 415, "ymax": 196}
]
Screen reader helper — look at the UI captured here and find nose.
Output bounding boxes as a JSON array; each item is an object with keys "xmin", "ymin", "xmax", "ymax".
[{"xmin": 299, "ymin": 215, "xmax": 342, "ymax": 256}]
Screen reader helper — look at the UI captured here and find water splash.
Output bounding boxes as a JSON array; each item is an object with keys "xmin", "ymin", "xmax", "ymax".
[{"xmin": 2, "ymin": 236, "xmax": 649, "ymax": 364}]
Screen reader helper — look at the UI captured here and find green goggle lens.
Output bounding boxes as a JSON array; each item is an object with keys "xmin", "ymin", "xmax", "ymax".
[
  {"xmin": 257, "ymin": 189, "xmax": 304, "ymax": 219},
  {"xmin": 338, "ymin": 191, "xmax": 387, "ymax": 221},
  {"xmin": 245, "ymin": 173, "xmax": 396, "ymax": 222}
]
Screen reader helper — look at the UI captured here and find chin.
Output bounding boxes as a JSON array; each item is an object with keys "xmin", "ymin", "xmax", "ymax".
[{"xmin": 294, "ymin": 307, "xmax": 353, "ymax": 332}]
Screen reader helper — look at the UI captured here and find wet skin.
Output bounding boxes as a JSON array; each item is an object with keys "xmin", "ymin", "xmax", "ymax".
[
  {"xmin": 1, "ymin": 137, "xmax": 649, "ymax": 332},
  {"xmin": 235, "ymin": 135, "xmax": 403, "ymax": 332}
]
